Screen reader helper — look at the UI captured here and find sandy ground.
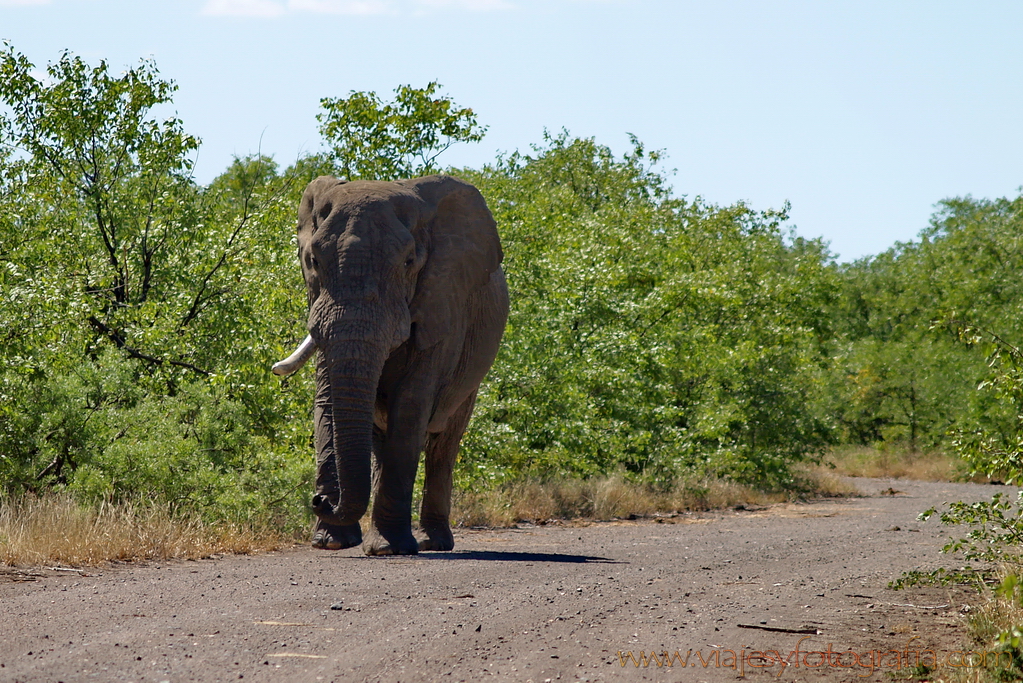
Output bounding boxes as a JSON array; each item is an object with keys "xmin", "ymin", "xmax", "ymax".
[{"xmin": 0, "ymin": 477, "xmax": 1010, "ymax": 683}]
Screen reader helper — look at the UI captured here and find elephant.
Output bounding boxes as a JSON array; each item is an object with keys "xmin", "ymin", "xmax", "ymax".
[{"xmin": 272, "ymin": 174, "xmax": 508, "ymax": 556}]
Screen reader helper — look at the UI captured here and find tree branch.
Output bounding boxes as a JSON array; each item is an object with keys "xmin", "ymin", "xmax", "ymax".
[{"xmin": 88, "ymin": 315, "xmax": 210, "ymax": 376}]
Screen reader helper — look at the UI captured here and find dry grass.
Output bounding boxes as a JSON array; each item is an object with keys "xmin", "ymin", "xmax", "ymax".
[
  {"xmin": 948, "ymin": 563, "xmax": 1023, "ymax": 682},
  {"xmin": 0, "ymin": 494, "xmax": 297, "ymax": 568},
  {"xmin": 964, "ymin": 575, "xmax": 1023, "ymax": 648},
  {"xmin": 2, "ymin": 469, "xmax": 859, "ymax": 566},
  {"xmin": 805, "ymin": 467, "xmax": 862, "ymax": 497},
  {"xmin": 821, "ymin": 445, "xmax": 967, "ymax": 482},
  {"xmin": 451, "ymin": 470, "xmax": 857, "ymax": 528}
]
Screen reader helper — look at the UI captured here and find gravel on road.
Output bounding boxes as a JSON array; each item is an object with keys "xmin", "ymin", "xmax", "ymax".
[{"xmin": 0, "ymin": 478, "xmax": 1008, "ymax": 682}]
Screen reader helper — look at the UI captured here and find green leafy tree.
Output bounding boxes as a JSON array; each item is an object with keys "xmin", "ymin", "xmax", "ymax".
[
  {"xmin": 825, "ymin": 338, "xmax": 970, "ymax": 449},
  {"xmin": 457, "ymin": 132, "xmax": 836, "ymax": 488},
  {"xmin": 943, "ymin": 322, "xmax": 1023, "ymax": 482},
  {"xmin": 0, "ymin": 43, "xmax": 206, "ymax": 377},
  {"xmin": 317, "ymin": 81, "xmax": 486, "ymax": 180},
  {"xmin": 0, "ymin": 46, "xmax": 310, "ymax": 524},
  {"xmin": 830, "ymin": 192, "xmax": 1023, "ymax": 451}
]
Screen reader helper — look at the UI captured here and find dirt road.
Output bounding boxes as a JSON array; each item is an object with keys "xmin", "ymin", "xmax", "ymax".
[{"xmin": 0, "ymin": 478, "xmax": 1009, "ymax": 682}]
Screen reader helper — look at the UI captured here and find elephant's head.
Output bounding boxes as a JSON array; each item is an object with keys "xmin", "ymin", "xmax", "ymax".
[{"xmin": 272, "ymin": 175, "xmax": 502, "ymax": 525}]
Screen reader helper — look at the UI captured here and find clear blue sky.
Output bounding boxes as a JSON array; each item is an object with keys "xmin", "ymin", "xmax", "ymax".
[{"xmin": 3, "ymin": 0, "xmax": 1022, "ymax": 261}]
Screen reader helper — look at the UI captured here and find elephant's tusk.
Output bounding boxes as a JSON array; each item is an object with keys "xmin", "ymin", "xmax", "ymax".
[{"xmin": 272, "ymin": 334, "xmax": 317, "ymax": 376}]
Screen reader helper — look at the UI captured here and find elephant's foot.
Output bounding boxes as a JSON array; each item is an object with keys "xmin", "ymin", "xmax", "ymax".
[
  {"xmin": 417, "ymin": 525, "xmax": 454, "ymax": 552},
  {"xmin": 363, "ymin": 526, "xmax": 419, "ymax": 556},
  {"xmin": 311, "ymin": 519, "xmax": 362, "ymax": 550}
]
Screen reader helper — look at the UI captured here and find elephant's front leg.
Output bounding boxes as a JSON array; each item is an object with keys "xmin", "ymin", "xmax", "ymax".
[
  {"xmin": 418, "ymin": 390, "xmax": 477, "ymax": 552},
  {"xmin": 363, "ymin": 393, "xmax": 432, "ymax": 556}
]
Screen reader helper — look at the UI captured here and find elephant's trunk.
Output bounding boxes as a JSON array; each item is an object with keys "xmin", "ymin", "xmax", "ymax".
[
  {"xmin": 318, "ymin": 339, "xmax": 387, "ymax": 525},
  {"xmin": 271, "ymin": 334, "xmax": 317, "ymax": 376}
]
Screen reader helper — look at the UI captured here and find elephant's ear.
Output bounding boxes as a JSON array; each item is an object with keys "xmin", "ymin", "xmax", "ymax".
[{"xmin": 403, "ymin": 175, "xmax": 503, "ymax": 351}]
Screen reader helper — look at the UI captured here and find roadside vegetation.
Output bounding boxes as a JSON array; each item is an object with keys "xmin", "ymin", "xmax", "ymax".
[
  {"xmin": 822, "ymin": 445, "xmax": 965, "ymax": 481},
  {"xmin": 886, "ymin": 329, "xmax": 1023, "ymax": 682},
  {"xmin": 1, "ymin": 45, "xmax": 1022, "ymax": 590},
  {"xmin": 0, "ymin": 493, "xmax": 292, "ymax": 566}
]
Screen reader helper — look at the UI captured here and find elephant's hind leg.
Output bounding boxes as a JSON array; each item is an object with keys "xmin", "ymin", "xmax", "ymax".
[{"xmin": 418, "ymin": 390, "xmax": 478, "ymax": 552}]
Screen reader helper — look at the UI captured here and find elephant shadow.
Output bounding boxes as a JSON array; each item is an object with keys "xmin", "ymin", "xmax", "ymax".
[
  {"xmin": 422, "ymin": 550, "xmax": 623, "ymax": 564},
  {"xmin": 328, "ymin": 550, "xmax": 623, "ymax": 563}
]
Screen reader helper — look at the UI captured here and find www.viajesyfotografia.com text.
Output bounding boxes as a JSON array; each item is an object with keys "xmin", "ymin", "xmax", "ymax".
[{"xmin": 617, "ymin": 636, "xmax": 1008, "ymax": 677}]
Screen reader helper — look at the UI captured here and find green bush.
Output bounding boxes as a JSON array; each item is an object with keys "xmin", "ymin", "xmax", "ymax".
[
  {"xmin": 0, "ymin": 45, "xmax": 313, "ymax": 529},
  {"xmin": 458, "ymin": 133, "xmax": 836, "ymax": 488},
  {"xmin": 830, "ymin": 193, "xmax": 1023, "ymax": 452}
]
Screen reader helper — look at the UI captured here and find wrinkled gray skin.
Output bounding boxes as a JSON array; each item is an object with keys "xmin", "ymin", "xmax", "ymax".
[{"xmin": 274, "ymin": 175, "xmax": 508, "ymax": 556}]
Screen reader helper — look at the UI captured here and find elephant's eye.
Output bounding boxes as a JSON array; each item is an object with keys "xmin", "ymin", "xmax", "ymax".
[
  {"xmin": 311, "ymin": 256, "xmax": 319, "ymax": 269},
  {"xmin": 404, "ymin": 255, "xmax": 415, "ymax": 268}
]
